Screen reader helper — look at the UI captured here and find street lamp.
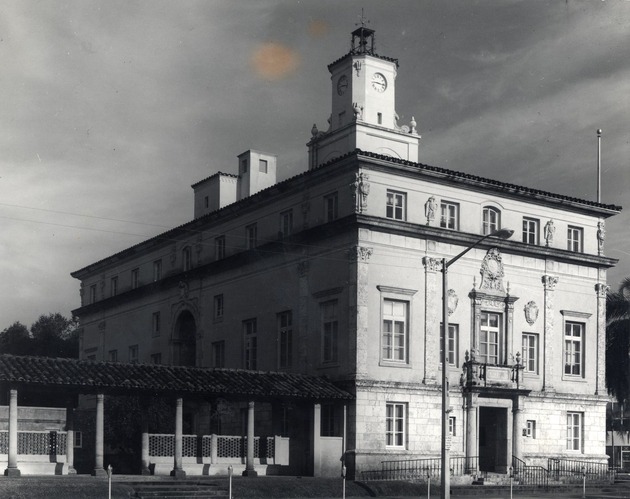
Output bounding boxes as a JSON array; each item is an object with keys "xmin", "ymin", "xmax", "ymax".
[{"xmin": 440, "ymin": 228, "xmax": 513, "ymax": 499}]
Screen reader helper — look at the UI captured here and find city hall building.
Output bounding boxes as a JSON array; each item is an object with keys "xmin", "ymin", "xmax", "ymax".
[{"xmin": 70, "ymin": 27, "xmax": 620, "ymax": 478}]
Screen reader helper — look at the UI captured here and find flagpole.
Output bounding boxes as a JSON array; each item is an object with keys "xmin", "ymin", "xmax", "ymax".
[{"xmin": 597, "ymin": 129, "xmax": 602, "ymax": 203}]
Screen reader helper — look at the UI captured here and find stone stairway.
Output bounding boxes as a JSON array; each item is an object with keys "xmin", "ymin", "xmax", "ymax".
[{"xmin": 129, "ymin": 480, "xmax": 229, "ymax": 499}]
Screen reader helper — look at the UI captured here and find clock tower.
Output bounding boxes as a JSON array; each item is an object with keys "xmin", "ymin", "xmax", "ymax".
[{"xmin": 308, "ymin": 26, "xmax": 420, "ymax": 169}]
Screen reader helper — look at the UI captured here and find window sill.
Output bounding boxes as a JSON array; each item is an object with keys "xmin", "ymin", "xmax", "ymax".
[
  {"xmin": 379, "ymin": 361, "xmax": 412, "ymax": 369},
  {"xmin": 562, "ymin": 375, "xmax": 587, "ymax": 383}
]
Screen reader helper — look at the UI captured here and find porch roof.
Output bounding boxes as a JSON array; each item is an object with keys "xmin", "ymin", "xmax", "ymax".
[{"xmin": 0, "ymin": 354, "xmax": 353, "ymax": 401}]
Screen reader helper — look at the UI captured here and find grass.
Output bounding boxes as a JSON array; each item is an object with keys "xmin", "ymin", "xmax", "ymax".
[{"xmin": 0, "ymin": 476, "xmax": 134, "ymax": 499}]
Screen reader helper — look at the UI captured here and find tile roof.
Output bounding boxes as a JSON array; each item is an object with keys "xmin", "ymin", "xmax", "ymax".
[{"xmin": 0, "ymin": 355, "xmax": 353, "ymax": 400}]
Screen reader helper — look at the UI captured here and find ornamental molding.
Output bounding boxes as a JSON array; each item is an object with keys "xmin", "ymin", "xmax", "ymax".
[
  {"xmin": 560, "ymin": 310, "xmax": 593, "ymax": 319},
  {"xmin": 479, "ymin": 248, "xmax": 506, "ymax": 292},
  {"xmin": 312, "ymin": 287, "xmax": 344, "ymax": 299},
  {"xmin": 542, "ymin": 275, "xmax": 559, "ymax": 291},
  {"xmin": 524, "ymin": 301, "xmax": 539, "ymax": 325},
  {"xmin": 423, "ymin": 256, "xmax": 442, "ymax": 273},
  {"xmin": 348, "ymin": 245, "xmax": 373, "ymax": 262},
  {"xmin": 595, "ymin": 283, "xmax": 610, "ymax": 297},
  {"xmin": 377, "ymin": 285, "xmax": 418, "ymax": 296}
]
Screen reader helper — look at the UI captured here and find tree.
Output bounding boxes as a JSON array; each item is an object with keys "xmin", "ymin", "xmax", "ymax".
[
  {"xmin": 30, "ymin": 313, "xmax": 79, "ymax": 358},
  {"xmin": 0, "ymin": 322, "xmax": 31, "ymax": 355},
  {"xmin": 606, "ymin": 277, "xmax": 630, "ymax": 404}
]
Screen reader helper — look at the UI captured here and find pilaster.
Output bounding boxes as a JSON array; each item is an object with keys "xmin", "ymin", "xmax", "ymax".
[
  {"xmin": 297, "ymin": 261, "xmax": 310, "ymax": 371},
  {"xmin": 542, "ymin": 275, "xmax": 559, "ymax": 391},
  {"xmin": 423, "ymin": 257, "xmax": 442, "ymax": 383},
  {"xmin": 349, "ymin": 245, "xmax": 372, "ymax": 379},
  {"xmin": 595, "ymin": 283, "xmax": 609, "ymax": 395}
]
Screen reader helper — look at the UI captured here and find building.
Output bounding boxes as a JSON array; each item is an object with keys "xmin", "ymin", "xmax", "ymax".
[{"xmin": 71, "ymin": 26, "xmax": 621, "ymax": 478}]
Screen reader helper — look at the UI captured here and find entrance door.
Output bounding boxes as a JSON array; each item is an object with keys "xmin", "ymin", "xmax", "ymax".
[{"xmin": 478, "ymin": 407, "xmax": 508, "ymax": 473}]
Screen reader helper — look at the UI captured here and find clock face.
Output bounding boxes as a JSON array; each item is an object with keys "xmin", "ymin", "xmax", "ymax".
[
  {"xmin": 371, "ymin": 72, "xmax": 387, "ymax": 92},
  {"xmin": 337, "ymin": 75, "xmax": 348, "ymax": 95}
]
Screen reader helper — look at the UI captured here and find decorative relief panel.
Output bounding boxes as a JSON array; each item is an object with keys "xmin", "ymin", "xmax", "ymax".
[
  {"xmin": 447, "ymin": 289, "xmax": 458, "ymax": 316},
  {"xmin": 479, "ymin": 248, "xmax": 506, "ymax": 292},
  {"xmin": 524, "ymin": 301, "xmax": 539, "ymax": 325}
]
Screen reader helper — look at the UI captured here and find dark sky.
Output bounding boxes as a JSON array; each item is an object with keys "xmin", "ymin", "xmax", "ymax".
[{"xmin": 1, "ymin": 0, "xmax": 629, "ymax": 327}]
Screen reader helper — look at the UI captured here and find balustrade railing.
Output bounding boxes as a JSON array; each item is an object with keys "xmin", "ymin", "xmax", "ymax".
[
  {"xmin": 547, "ymin": 457, "xmax": 613, "ymax": 483},
  {"xmin": 512, "ymin": 455, "xmax": 548, "ymax": 488},
  {"xmin": 148, "ymin": 434, "xmax": 277, "ymax": 461},
  {"xmin": 362, "ymin": 456, "xmax": 478, "ymax": 481},
  {"xmin": 0, "ymin": 430, "xmax": 67, "ymax": 456}
]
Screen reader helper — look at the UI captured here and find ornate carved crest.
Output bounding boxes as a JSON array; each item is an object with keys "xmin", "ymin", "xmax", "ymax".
[
  {"xmin": 524, "ymin": 301, "xmax": 539, "ymax": 325},
  {"xmin": 479, "ymin": 248, "xmax": 506, "ymax": 292},
  {"xmin": 447, "ymin": 289, "xmax": 458, "ymax": 316},
  {"xmin": 351, "ymin": 172, "xmax": 370, "ymax": 213}
]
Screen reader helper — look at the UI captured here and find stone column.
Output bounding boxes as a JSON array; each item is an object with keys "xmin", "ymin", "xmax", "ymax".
[
  {"xmin": 423, "ymin": 257, "xmax": 442, "ymax": 383},
  {"xmin": 141, "ymin": 403, "xmax": 150, "ymax": 475},
  {"xmin": 4, "ymin": 388, "xmax": 20, "ymax": 476},
  {"xmin": 312, "ymin": 403, "xmax": 322, "ymax": 477},
  {"xmin": 512, "ymin": 397, "xmax": 523, "ymax": 462},
  {"xmin": 171, "ymin": 397, "xmax": 186, "ymax": 478},
  {"xmin": 65, "ymin": 405, "xmax": 76, "ymax": 474},
  {"xmin": 595, "ymin": 283, "xmax": 609, "ymax": 395},
  {"xmin": 542, "ymin": 275, "xmax": 559, "ymax": 391},
  {"xmin": 93, "ymin": 393, "xmax": 106, "ymax": 476},
  {"xmin": 465, "ymin": 392, "xmax": 478, "ymax": 474},
  {"xmin": 243, "ymin": 401, "xmax": 258, "ymax": 476},
  {"xmin": 349, "ymin": 245, "xmax": 373, "ymax": 379}
]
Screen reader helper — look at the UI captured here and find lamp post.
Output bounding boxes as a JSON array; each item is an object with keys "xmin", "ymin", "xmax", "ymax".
[{"xmin": 440, "ymin": 228, "xmax": 513, "ymax": 499}]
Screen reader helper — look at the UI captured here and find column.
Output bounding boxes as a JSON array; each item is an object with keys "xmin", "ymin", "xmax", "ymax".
[
  {"xmin": 171, "ymin": 397, "xmax": 186, "ymax": 478},
  {"xmin": 465, "ymin": 393, "xmax": 478, "ymax": 475},
  {"xmin": 93, "ymin": 393, "xmax": 106, "ymax": 476},
  {"xmin": 542, "ymin": 275, "xmax": 559, "ymax": 391},
  {"xmin": 65, "ymin": 404, "xmax": 76, "ymax": 474},
  {"xmin": 312, "ymin": 403, "xmax": 322, "ymax": 477},
  {"xmin": 512, "ymin": 397, "xmax": 523, "ymax": 463},
  {"xmin": 242, "ymin": 401, "xmax": 258, "ymax": 476},
  {"xmin": 4, "ymin": 388, "xmax": 20, "ymax": 477},
  {"xmin": 595, "ymin": 283, "xmax": 609, "ymax": 395},
  {"xmin": 422, "ymin": 257, "xmax": 442, "ymax": 383},
  {"xmin": 348, "ymin": 245, "xmax": 373, "ymax": 379},
  {"xmin": 297, "ymin": 261, "xmax": 310, "ymax": 368},
  {"xmin": 140, "ymin": 404, "xmax": 150, "ymax": 475}
]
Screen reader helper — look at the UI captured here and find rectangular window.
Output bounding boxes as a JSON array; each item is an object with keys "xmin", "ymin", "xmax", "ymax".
[
  {"xmin": 150, "ymin": 353, "xmax": 162, "ymax": 365},
  {"xmin": 108, "ymin": 349, "xmax": 118, "ymax": 362},
  {"xmin": 321, "ymin": 300, "xmax": 339, "ymax": 364},
  {"xmin": 449, "ymin": 416, "xmax": 457, "ymax": 437},
  {"xmin": 440, "ymin": 201, "xmax": 459, "ymax": 230},
  {"xmin": 479, "ymin": 312, "xmax": 502, "ymax": 365},
  {"xmin": 110, "ymin": 276, "xmax": 118, "ymax": 297},
  {"xmin": 152, "ymin": 312, "xmax": 161, "ymax": 337},
  {"xmin": 324, "ymin": 192, "xmax": 338, "ymax": 223},
  {"xmin": 386, "ymin": 403, "xmax": 406, "ymax": 448},
  {"xmin": 522, "ymin": 333, "xmax": 539, "ymax": 374},
  {"xmin": 564, "ymin": 321, "xmax": 584, "ymax": 377},
  {"xmin": 241, "ymin": 159, "xmax": 248, "ymax": 173},
  {"xmin": 382, "ymin": 299, "xmax": 408, "ymax": 363},
  {"xmin": 386, "ymin": 190, "xmax": 406, "ymax": 221},
  {"xmin": 215, "ymin": 236, "xmax": 226, "ymax": 260},
  {"xmin": 280, "ymin": 210, "xmax": 293, "ymax": 238},
  {"xmin": 243, "ymin": 319, "xmax": 257, "ymax": 370},
  {"xmin": 153, "ymin": 260, "xmax": 162, "ymax": 281},
  {"xmin": 182, "ymin": 247, "xmax": 192, "ymax": 271},
  {"xmin": 89, "ymin": 285, "xmax": 97, "ymax": 304},
  {"xmin": 440, "ymin": 324, "xmax": 459, "ymax": 366},
  {"xmin": 566, "ymin": 412, "xmax": 583, "ymax": 452},
  {"xmin": 212, "ymin": 340, "xmax": 225, "ymax": 368},
  {"xmin": 204, "ymin": 196, "xmax": 209, "ymax": 209},
  {"xmin": 214, "ymin": 294, "xmax": 224, "ymax": 320},
  {"xmin": 522, "ymin": 217, "xmax": 539, "ymax": 245},
  {"xmin": 321, "ymin": 404, "xmax": 338, "ymax": 437},
  {"xmin": 259, "ymin": 159, "xmax": 268, "ymax": 173},
  {"xmin": 482, "ymin": 207, "xmax": 500, "ymax": 235},
  {"xmin": 246, "ymin": 224, "xmax": 257, "ymax": 249},
  {"xmin": 129, "ymin": 345, "xmax": 139, "ymax": 364},
  {"xmin": 377, "ymin": 112, "xmax": 383, "ymax": 125},
  {"xmin": 278, "ymin": 311, "xmax": 293, "ymax": 369},
  {"xmin": 74, "ymin": 431, "xmax": 83, "ymax": 448},
  {"xmin": 567, "ymin": 226, "xmax": 583, "ymax": 252},
  {"xmin": 131, "ymin": 268, "xmax": 140, "ymax": 289},
  {"xmin": 526, "ymin": 420, "xmax": 536, "ymax": 439}
]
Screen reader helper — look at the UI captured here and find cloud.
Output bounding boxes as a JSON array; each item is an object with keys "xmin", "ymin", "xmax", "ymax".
[{"xmin": 251, "ymin": 42, "xmax": 301, "ymax": 81}]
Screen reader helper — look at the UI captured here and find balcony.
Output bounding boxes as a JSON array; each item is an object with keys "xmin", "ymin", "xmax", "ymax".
[{"xmin": 461, "ymin": 350, "xmax": 524, "ymax": 390}]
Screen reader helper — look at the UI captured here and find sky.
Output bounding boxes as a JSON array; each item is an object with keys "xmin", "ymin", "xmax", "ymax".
[{"xmin": 1, "ymin": 0, "xmax": 629, "ymax": 330}]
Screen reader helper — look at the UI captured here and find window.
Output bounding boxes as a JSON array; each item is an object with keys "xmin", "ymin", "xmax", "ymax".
[
  {"xmin": 449, "ymin": 416, "xmax": 457, "ymax": 436},
  {"xmin": 150, "ymin": 353, "xmax": 162, "ymax": 365},
  {"xmin": 522, "ymin": 333, "xmax": 539, "ymax": 374},
  {"xmin": 129, "ymin": 345, "xmax": 139, "ymax": 364},
  {"xmin": 382, "ymin": 300, "xmax": 408, "ymax": 363},
  {"xmin": 212, "ymin": 341, "xmax": 225, "ymax": 368},
  {"xmin": 564, "ymin": 321, "xmax": 584, "ymax": 377},
  {"xmin": 440, "ymin": 324, "xmax": 459, "ymax": 366},
  {"xmin": 259, "ymin": 159, "xmax": 268, "ymax": 173},
  {"xmin": 74, "ymin": 431, "xmax": 83, "ymax": 448},
  {"xmin": 440, "ymin": 201, "xmax": 459, "ymax": 230},
  {"xmin": 479, "ymin": 312, "xmax": 502, "ymax": 365},
  {"xmin": 131, "ymin": 268, "xmax": 140, "ymax": 289},
  {"xmin": 377, "ymin": 112, "xmax": 382, "ymax": 125},
  {"xmin": 280, "ymin": 210, "xmax": 293, "ymax": 238},
  {"xmin": 241, "ymin": 159, "xmax": 248, "ymax": 173},
  {"xmin": 526, "ymin": 420, "xmax": 536, "ymax": 439},
  {"xmin": 321, "ymin": 300, "xmax": 339, "ymax": 364},
  {"xmin": 321, "ymin": 404, "xmax": 339, "ymax": 437},
  {"xmin": 386, "ymin": 190, "xmax": 406, "ymax": 221},
  {"xmin": 482, "ymin": 207, "xmax": 501, "ymax": 235},
  {"xmin": 567, "ymin": 226, "xmax": 583, "ymax": 252},
  {"xmin": 522, "ymin": 217, "xmax": 539, "ymax": 245},
  {"xmin": 243, "ymin": 319, "xmax": 257, "ymax": 370},
  {"xmin": 182, "ymin": 247, "xmax": 192, "ymax": 271},
  {"xmin": 214, "ymin": 294, "xmax": 224, "ymax": 320},
  {"xmin": 246, "ymin": 224, "xmax": 257, "ymax": 249},
  {"xmin": 152, "ymin": 312, "xmax": 160, "ymax": 337},
  {"xmin": 108, "ymin": 350, "xmax": 118, "ymax": 362},
  {"xmin": 110, "ymin": 276, "xmax": 118, "ymax": 297},
  {"xmin": 278, "ymin": 311, "xmax": 293, "ymax": 369},
  {"xmin": 386, "ymin": 403, "xmax": 406, "ymax": 448},
  {"xmin": 338, "ymin": 111, "xmax": 345, "ymax": 126},
  {"xmin": 566, "ymin": 412, "xmax": 583, "ymax": 452},
  {"xmin": 153, "ymin": 260, "xmax": 162, "ymax": 281},
  {"xmin": 324, "ymin": 192, "xmax": 338, "ymax": 223},
  {"xmin": 204, "ymin": 196, "xmax": 209, "ymax": 209},
  {"xmin": 89, "ymin": 285, "xmax": 97, "ymax": 304},
  {"xmin": 215, "ymin": 236, "xmax": 226, "ymax": 260}
]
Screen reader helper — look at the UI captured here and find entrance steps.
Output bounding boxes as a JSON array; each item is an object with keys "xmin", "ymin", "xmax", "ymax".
[{"xmin": 127, "ymin": 480, "xmax": 228, "ymax": 499}]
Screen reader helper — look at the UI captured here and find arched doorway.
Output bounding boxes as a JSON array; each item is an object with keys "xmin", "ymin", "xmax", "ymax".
[{"xmin": 173, "ymin": 310, "xmax": 196, "ymax": 367}]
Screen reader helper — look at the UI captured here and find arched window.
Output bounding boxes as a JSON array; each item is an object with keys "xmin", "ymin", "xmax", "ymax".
[
  {"xmin": 182, "ymin": 246, "xmax": 192, "ymax": 271},
  {"xmin": 482, "ymin": 207, "xmax": 501, "ymax": 235}
]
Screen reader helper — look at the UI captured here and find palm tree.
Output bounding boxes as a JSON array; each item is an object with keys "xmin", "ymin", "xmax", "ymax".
[{"xmin": 606, "ymin": 277, "xmax": 630, "ymax": 404}]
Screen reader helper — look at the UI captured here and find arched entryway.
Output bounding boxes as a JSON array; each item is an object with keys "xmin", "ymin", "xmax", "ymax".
[{"xmin": 172, "ymin": 311, "xmax": 196, "ymax": 367}]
